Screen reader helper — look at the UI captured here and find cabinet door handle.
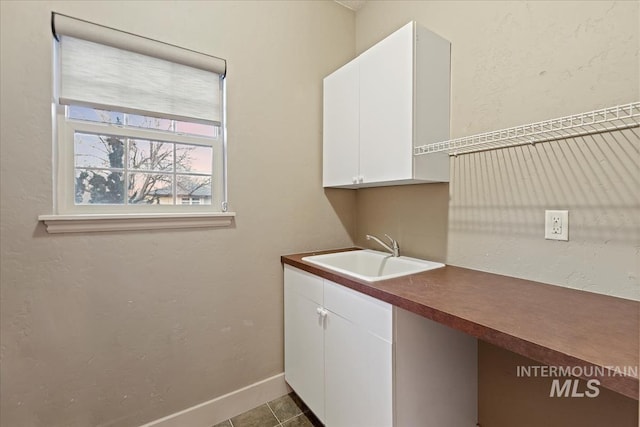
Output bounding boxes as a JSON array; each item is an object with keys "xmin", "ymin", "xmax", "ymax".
[
  {"xmin": 358, "ymin": 175, "xmax": 364, "ymax": 183},
  {"xmin": 316, "ymin": 307, "xmax": 328, "ymax": 318},
  {"xmin": 352, "ymin": 176, "xmax": 358, "ymax": 184}
]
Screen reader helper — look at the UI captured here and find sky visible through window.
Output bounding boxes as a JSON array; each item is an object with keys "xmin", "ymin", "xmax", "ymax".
[{"xmin": 69, "ymin": 106, "xmax": 217, "ymax": 205}]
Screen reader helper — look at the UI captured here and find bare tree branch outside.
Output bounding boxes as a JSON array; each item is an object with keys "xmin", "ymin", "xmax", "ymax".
[{"xmin": 73, "ymin": 112, "xmax": 213, "ymax": 205}]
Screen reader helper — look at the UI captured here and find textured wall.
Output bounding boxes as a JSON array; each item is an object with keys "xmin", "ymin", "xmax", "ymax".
[
  {"xmin": 354, "ymin": 1, "xmax": 639, "ymax": 424},
  {"xmin": 355, "ymin": 0, "xmax": 639, "ymax": 300},
  {"xmin": 355, "ymin": 184, "xmax": 449, "ymax": 263},
  {"xmin": 0, "ymin": 1, "xmax": 356, "ymax": 426}
]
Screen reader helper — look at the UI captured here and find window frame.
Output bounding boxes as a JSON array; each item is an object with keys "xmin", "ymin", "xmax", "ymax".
[
  {"xmin": 40, "ymin": 25, "xmax": 234, "ymax": 233},
  {"xmin": 55, "ymin": 105, "xmax": 225, "ymax": 215}
]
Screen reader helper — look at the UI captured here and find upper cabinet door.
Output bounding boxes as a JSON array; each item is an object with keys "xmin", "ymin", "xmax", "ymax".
[
  {"xmin": 323, "ymin": 59, "xmax": 359, "ymax": 187},
  {"xmin": 359, "ymin": 22, "xmax": 414, "ymax": 184}
]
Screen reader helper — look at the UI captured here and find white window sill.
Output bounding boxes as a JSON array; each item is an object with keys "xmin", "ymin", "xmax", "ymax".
[{"xmin": 38, "ymin": 212, "xmax": 236, "ymax": 234}]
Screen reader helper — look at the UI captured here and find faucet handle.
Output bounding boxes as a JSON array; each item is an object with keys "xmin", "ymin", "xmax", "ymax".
[
  {"xmin": 384, "ymin": 234, "xmax": 400, "ymax": 257},
  {"xmin": 384, "ymin": 234, "xmax": 399, "ymax": 248}
]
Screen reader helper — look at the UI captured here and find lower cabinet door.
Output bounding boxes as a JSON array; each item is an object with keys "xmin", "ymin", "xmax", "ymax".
[
  {"xmin": 284, "ymin": 281, "xmax": 325, "ymax": 422},
  {"xmin": 324, "ymin": 310, "xmax": 393, "ymax": 427}
]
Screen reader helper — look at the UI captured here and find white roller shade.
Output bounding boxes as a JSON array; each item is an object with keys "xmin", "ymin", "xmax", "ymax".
[
  {"xmin": 53, "ymin": 13, "xmax": 225, "ymax": 124},
  {"xmin": 52, "ymin": 13, "xmax": 226, "ymax": 75}
]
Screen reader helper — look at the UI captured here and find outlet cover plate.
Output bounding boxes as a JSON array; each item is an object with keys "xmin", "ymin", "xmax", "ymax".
[{"xmin": 545, "ymin": 210, "xmax": 569, "ymax": 241}]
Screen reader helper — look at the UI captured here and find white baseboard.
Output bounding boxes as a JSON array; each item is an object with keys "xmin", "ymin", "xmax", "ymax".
[{"xmin": 140, "ymin": 373, "xmax": 291, "ymax": 427}]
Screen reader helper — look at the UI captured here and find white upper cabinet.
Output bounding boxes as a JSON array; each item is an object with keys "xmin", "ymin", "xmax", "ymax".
[
  {"xmin": 323, "ymin": 22, "xmax": 451, "ymax": 188},
  {"xmin": 358, "ymin": 23, "xmax": 414, "ymax": 185},
  {"xmin": 323, "ymin": 59, "xmax": 359, "ymax": 187}
]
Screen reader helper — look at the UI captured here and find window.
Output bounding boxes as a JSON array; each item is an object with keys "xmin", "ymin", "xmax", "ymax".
[
  {"xmin": 41, "ymin": 13, "xmax": 233, "ymax": 232},
  {"xmin": 67, "ymin": 106, "xmax": 218, "ymax": 208}
]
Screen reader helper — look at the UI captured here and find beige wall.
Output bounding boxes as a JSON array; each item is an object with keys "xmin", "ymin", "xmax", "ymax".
[
  {"xmin": 0, "ymin": 1, "xmax": 356, "ymax": 426},
  {"xmin": 2, "ymin": 1, "xmax": 638, "ymax": 426},
  {"xmin": 355, "ymin": 0, "xmax": 639, "ymax": 300},
  {"xmin": 354, "ymin": 1, "xmax": 639, "ymax": 424}
]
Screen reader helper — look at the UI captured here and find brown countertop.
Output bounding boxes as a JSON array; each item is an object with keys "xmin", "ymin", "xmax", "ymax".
[{"xmin": 282, "ymin": 248, "xmax": 639, "ymax": 400}]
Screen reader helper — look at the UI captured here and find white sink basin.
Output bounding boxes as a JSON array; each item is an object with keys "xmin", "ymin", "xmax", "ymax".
[{"xmin": 302, "ymin": 249, "xmax": 444, "ymax": 282}]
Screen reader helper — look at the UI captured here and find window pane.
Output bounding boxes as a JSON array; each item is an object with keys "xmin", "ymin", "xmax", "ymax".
[
  {"xmin": 177, "ymin": 175, "xmax": 212, "ymax": 205},
  {"xmin": 128, "ymin": 173, "xmax": 173, "ymax": 204},
  {"xmin": 68, "ymin": 105, "xmax": 124, "ymax": 125},
  {"xmin": 175, "ymin": 144, "xmax": 213, "ymax": 174},
  {"xmin": 75, "ymin": 132, "xmax": 125, "ymax": 169},
  {"xmin": 129, "ymin": 140, "xmax": 174, "ymax": 172},
  {"xmin": 175, "ymin": 120, "xmax": 218, "ymax": 138},
  {"xmin": 181, "ymin": 197, "xmax": 201, "ymax": 205},
  {"xmin": 126, "ymin": 114, "xmax": 172, "ymax": 132},
  {"xmin": 75, "ymin": 169, "xmax": 125, "ymax": 204}
]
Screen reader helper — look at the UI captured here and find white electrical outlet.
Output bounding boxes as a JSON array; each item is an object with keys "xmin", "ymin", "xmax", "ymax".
[{"xmin": 545, "ymin": 210, "xmax": 569, "ymax": 241}]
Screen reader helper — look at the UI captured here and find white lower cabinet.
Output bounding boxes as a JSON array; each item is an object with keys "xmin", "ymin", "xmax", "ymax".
[
  {"xmin": 284, "ymin": 265, "xmax": 392, "ymax": 426},
  {"xmin": 324, "ymin": 278, "xmax": 393, "ymax": 427},
  {"xmin": 284, "ymin": 265, "xmax": 477, "ymax": 427},
  {"xmin": 284, "ymin": 266, "xmax": 326, "ymax": 420}
]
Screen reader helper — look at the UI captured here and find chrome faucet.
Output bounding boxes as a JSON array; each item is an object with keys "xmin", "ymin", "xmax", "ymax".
[{"xmin": 366, "ymin": 234, "xmax": 400, "ymax": 257}]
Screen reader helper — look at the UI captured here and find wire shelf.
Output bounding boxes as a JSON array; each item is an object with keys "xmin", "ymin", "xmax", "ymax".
[{"xmin": 414, "ymin": 102, "xmax": 640, "ymax": 157}]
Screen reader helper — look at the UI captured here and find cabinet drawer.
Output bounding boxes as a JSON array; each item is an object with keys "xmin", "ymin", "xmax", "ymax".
[
  {"xmin": 284, "ymin": 265, "xmax": 323, "ymax": 305},
  {"xmin": 324, "ymin": 280, "xmax": 392, "ymax": 342}
]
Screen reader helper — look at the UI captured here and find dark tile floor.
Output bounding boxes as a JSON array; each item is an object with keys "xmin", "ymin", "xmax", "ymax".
[{"xmin": 212, "ymin": 392, "xmax": 323, "ymax": 427}]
